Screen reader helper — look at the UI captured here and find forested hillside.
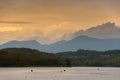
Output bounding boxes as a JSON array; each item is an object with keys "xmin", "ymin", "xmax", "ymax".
[
  {"xmin": 57, "ymin": 50, "xmax": 120, "ymax": 67},
  {"xmin": 0, "ymin": 48, "xmax": 65, "ymax": 67},
  {"xmin": 0, "ymin": 48, "xmax": 120, "ymax": 67}
]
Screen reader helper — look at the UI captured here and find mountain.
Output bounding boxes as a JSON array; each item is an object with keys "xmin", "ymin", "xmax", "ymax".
[
  {"xmin": 1, "ymin": 36, "xmax": 120, "ymax": 53},
  {"xmin": 0, "ymin": 40, "xmax": 47, "ymax": 52},
  {"xmin": 69, "ymin": 22, "xmax": 120, "ymax": 39},
  {"xmin": 49, "ymin": 35, "xmax": 120, "ymax": 52},
  {"xmin": 1, "ymin": 22, "xmax": 120, "ymax": 52}
]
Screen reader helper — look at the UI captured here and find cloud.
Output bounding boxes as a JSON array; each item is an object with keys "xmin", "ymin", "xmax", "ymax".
[
  {"xmin": 0, "ymin": 0, "xmax": 120, "ymax": 44},
  {"xmin": 0, "ymin": 21, "xmax": 32, "ymax": 24},
  {"xmin": 68, "ymin": 22, "xmax": 120, "ymax": 40},
  {"xmin": 0, "ymin": 22, "xmax": 81, "ymax": 44}
]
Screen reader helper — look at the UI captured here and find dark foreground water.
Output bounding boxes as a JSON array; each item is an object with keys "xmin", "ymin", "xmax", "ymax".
[{"xmin": 0, "ymin": 67, "xmax": 120, "ymax": 80}]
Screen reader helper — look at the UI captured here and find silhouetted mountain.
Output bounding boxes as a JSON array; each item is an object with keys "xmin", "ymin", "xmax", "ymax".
[
  {"xmin": 1, "ymin": 23, "xmax": 120, "ymax": 53},
  {"xmin": 0, "ymin": 40, "xmax": 47, "ymax": 52},
  {"xmin": 1, "ymin": 36, "xmax": 120, "ymax": 52},
  {"xmin": 0, "ymin": 35, "xmax": 120, "ymax": 52},
  {"xmin": 49, "ymin": 35, "xmax": 120, "ymax": 52}
]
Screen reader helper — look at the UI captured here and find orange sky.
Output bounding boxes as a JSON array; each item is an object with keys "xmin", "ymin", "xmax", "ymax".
[{"xmin": 0, "ymin": 0, "xmax": 120, "ymax": 44}]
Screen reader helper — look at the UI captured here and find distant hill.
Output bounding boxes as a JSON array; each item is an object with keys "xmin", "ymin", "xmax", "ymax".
[
  {"xmin": 1, "ymin": 35, "xmax": 120, "ymax": 52},
  {"xmin": 1, "ymin": 40, "xmax": 43, "ymax": 49},
  {"xmin": 0, "ymin": 40, "xmax": 48, "ymax": 52},
  {"xmin": 49, "ymin": 35, "xmax": 120, "ymax": 52},
  {"xmin": 1, "ymin": 22, "xmax": 120, "ymax": 52}
]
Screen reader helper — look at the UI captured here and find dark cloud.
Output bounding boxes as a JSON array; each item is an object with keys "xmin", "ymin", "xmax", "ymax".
[
  {"xmin": 0, "ymin": 0, "xmax": 120, "ymax": 12},
  {"xmin": 1, "ymin": 0, "xmax": 120, "ymax": 8},
  {"xmin": 0, "ymin": 21, "xmax": 32, "ymax": 24}
]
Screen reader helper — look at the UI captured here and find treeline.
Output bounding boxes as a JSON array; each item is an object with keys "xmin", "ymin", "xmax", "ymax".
[
  {"xmin": 0, "ymin": 48, "xmax": 120, "ymax": 67},
  {"xmin": 0, "ymin": 48, "xmax": 67, "ymax": 67},
  {"xmin": 57, "ymin": 50, "xmax": 120, "ymax": 67}
]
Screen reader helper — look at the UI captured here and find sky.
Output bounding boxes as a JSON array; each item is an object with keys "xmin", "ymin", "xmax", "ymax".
[{"xmin": 0, "ymin": 0, "xmax": 120, "ymax": 44}]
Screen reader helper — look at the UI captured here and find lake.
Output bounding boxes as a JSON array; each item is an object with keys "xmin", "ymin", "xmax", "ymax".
[{"xmin": 0, "ymin": 67, "xmax": 120, "ymax": 80}]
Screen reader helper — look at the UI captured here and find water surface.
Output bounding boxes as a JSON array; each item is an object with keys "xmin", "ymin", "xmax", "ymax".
[{"xmin": 0, "ymin": 67, "xmax": 120, "ymax": 80}]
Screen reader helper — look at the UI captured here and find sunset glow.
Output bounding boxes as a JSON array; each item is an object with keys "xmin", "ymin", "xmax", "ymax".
[{"xmin": 0, "ymin": 0, "xmax": 120, "ymax": 44}]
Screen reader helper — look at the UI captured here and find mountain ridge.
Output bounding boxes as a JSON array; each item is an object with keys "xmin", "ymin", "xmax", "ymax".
[
  {"xmin": 1, "ymin": 35, "xmax": 120, "ymax": 53},
  {"xmin": 1, "ymin": 22, "xmax": 120, "ymax": 53}
]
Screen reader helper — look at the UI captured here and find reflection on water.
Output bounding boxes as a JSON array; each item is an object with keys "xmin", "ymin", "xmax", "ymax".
[{"xmin": 0, "ymin": 67, "xmax": 120, "ymax": 80}]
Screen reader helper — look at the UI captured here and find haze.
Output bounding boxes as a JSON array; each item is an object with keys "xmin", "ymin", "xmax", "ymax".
[{"xmin": 0, "ymin": 0, "xmax": 120, "ymax": 44}]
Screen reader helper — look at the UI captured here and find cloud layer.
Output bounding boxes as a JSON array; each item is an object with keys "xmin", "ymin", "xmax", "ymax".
[
  {"xmin": 0, "ymin": 0, "xmax": 120, "ymax": 44},
  {"xmin": 68, "ymin": 22, "xmax": 120, "ymax": 40},
  {"xmin": 0, "ymin": 21, "xmax": 32, "ymax": 24}
]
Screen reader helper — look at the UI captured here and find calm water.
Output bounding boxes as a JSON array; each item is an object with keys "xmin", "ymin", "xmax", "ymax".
[{"xmin": 0, "ymin": 67, "xmax": 120, "ymax": 80}]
